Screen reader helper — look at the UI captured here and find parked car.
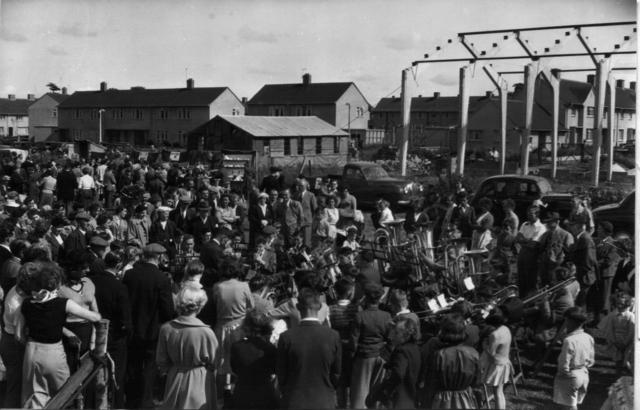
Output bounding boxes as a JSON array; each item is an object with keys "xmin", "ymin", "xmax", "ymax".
[
  {"xmin": 540, "ymin": 192, "xmax": 574, "ymax": 221},
  {"xmin": 328, "ymin": 162, "xmax": 423, "ymax": 209},
  {"xmin": 471, "ymin": 174, "xmax": 554, "ymax": 224},
  {"xmin": 592, "ymin": 191, "xmax": 635, "ymax": 236}
]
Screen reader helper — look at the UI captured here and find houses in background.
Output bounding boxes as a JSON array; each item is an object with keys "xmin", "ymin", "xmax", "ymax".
[
  {"xmin": 247, "ymin": 73, "xmax": 370, "ymax": 146},
  {"xmin": 0, "ymin": 94, "xmax": 35, "ymax": 141},
  {"xmin": 28, "ymin": 90, "xmax": 70, "ymax": 142},
  {"xmin": 57, "ymin": 79, "xmax": 244, "ymax": 146}
]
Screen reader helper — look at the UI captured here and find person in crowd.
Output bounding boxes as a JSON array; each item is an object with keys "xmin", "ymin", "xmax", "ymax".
[
  {"xmin": 169, "ymin": 195, "xmax": 196, "ymax": 233},
  {"xmin": 177, "ymin": 259, "xmax": 205, "ymax": 290},
  {"xmin": 317, "ymin": 195, "xmax": 340, "ymax": 241},
  {"xmin": 0, "ymin": 239, "xmax": 29, "ymax": 296},
  {"xmin": 515, "ymin": 204, "xmax": 546, "ymax": 297},
  {"xmin": 78, "ymin": 167, "xmax": 97, "ymax": 210},
  {"xmin": 596, "ymin": 221, "xmax": 622, "ymax": 314},
  {"xmin": 91, "ymin": 250, "xmax": 131, "ymax": 408},
  {"xmin": 350, "ymin": 281, "xmax": 391, "ymax": 409},
  {"xmin": 366, "ymin": 317, "xmax": 420, "ymax": 409},
  {"xmin": 388, "ymin": 288, "xmax": 421, "ymax": 342},
  {"xmin": 21, "ymin": 261, "xmax": 102, "ymax": 408},
  {"xmin": 376, "ymin": 199, "xmax": 395, "ymax": 229},
  {"xmin": 56, "ymin": 161, "xmax": 77, "ymax": 215},
  {"xmin": 39, "ymin": 170, "xmax": 56, "ymax": 208},
  {"xmin": 248, "ymin": 192, "xmax": 273, "ymax": 249},
  {"xmin": 190, "ymin": 200, "xmax": 218, "ymax": 251},
  {"xmin": 294, "ymin": 179, "xmax": 317, "ymax": 247},
  {"xmin": 422, "ymin": 315, "xmax": 480, "ymax": 409},
  {"xmin": 480, "ymin": 308, "xmax": 513, "ymax": 410},
  {"xmin": 567, "ymin": 213, "xmax": 597, "ymax": 312},
  {"xmin": 449, "ymin": 191, "xmax": 475, "ymax": 244},
  {"xmin": 260, "ymin": 166, "xmax": 285, "ymax": 193},
  {"xmin": 553, "ymin": 307, "xmax": 595, "ymax": 410},
  {"xmin": 216, "ymin": 193, "xmax": 241, "ymax": 234},
  {"xmin": 122, "ymin": 243, "xmax": 175, "ymax": 409},
  {"xmin": 64, "ymin": 211, "xmax": 91, "ymax": 258},
  {"xmin": 230, "ymin": 309, "xmax": 279, "ymax": 410},
  {"xmin": 149, "ymin": 205, "xmax": 178, "ymax": 258},
  {"xmin": 156, "ymin": 286, "xmax": 218, "ymax": 410},
  {"xmin": 127, "ymin": 204, "xmax": 151, "ymax": 248},
  {"xmin": 501, "ymin": 198, "xmax": 518, "ymax": 231},
  {"xmin": 538, "ymin": 211, "xmax": 574, "ymax": 287},
  {"xmin": 471, "ymin": 197, "xmax": 495, "ymax": 251},
  {"xmin": 274, "ymin": 189, "xmax": 303, "ymax": 249},
  {"xmin": 601, "ymin": 293, "xmax": 634, "ymax": 372},
  {"xmin": 566, "ymin": 194, "xmax": 594, "ymax": 235},
  {"xmin": 276, "ymin": 288, "xmax": 342, "ymax": 410}
]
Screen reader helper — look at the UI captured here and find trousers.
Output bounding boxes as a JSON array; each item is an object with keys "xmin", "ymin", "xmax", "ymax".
[
  {"xmin": 350, "ymin": 355, "xmax": 384, "ymax": 409},
  {"xmin": 22, "ymin": 340, "xmax": 70, "ymax": 409},
  {"xmin": 0, "ymin": 329, "xmax": 25, "ymax": 408}
]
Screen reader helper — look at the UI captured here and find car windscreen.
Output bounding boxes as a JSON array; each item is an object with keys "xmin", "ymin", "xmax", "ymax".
[{"xmin": 362, "ymin": 166, "xmax": 389, "ymax": 179}]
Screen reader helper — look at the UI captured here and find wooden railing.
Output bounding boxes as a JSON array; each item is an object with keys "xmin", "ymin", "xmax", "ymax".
[{"xmin": 45, "ymin": 319, "xmax": 110, "ymax": 410}]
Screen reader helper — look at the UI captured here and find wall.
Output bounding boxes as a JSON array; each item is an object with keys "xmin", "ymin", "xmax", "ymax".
[
  {"xmin": 208, "ymin": 89, "xmax": 245, "ymax": 117},
  {"xmin": 0, "ymin": 114, "xmax": 29, "ymax": 137},
  {"xmin": 28, "ymin": 95, "xmax": 60, "ymax": 142},
  {"xmin": 335, "ymin": 84, "xmax": 370, "ymax": 132}
]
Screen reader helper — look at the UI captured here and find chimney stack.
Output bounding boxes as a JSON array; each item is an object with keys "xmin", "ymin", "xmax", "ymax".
[
  {"xmin": 241, "ymin": 97, "xmax": 248, "ymax": 106},
  {"xmin": 8, "ymin": 94, "xmax": 15, "ymax": 101},
  {"xmin": 186, "ymin": 78, "xmax": 194, "ymax": 89},
  {"xmin": 616, "ymin": 79, "xmax": 625, "ymax": 89},
  {"xmin": 485, "ymin": 91, "xmax": 493, "ymax": 97},
  {"xmin": 302, "ymin": 73, "xmax": 312, "ymax": 85},
  {"xmin": 27, "ymin": 94, "xmax": 35, "ymax": 101},
  {"xmin": 100, "ymin": 81, "xmax": 107, "ymax": 92},
  {"xmin": 586, "ymin": 74, "xmax": 595, "ymax": 85},
  {"xmin": 62, "ymin": 87, "xmax": 68, "ymax": 95},
  {"xmin": 513, "ymin": 83, "xmax": 524, "ymax": 93},
  {"xmin": 630, "ymin": 81, "xmax": 636, "ymax": 91},
  {"xmin": 433, "ymin": 92, "xmax": 440, "ymax": 98}
]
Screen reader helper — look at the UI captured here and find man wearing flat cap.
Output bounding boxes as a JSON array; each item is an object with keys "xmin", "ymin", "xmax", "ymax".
[
  {"xmin": 64, "ymin": 211, "xmax": 91, "ymax": 258},
  {"xmin": 537, "ymin": 211, "xmax": 574, "ymax": 287},
  {"xmin": 149, "ymin": 206, "xmax": 178, "ymax": 258},
  {"xmin": 122, "ymin": 242, "xmax": 175, "ymax": 408},
  {"xmin": 248, "ymin": 191, "xmax": 273, "ymax": 249},
  {"xmin": 190, "ymin": 200, "xmax": 218, "ymax": 251},
  {"xmin": 87, "ymin": 234, "xmax": 109, "ymax": 276},
  {"xmin": 260, "ymin": 166, "xmax": 286, "ymax": 193}
]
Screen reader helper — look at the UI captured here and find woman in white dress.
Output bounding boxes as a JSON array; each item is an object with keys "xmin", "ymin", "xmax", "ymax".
[
  {"xmin": 480, "ymin": 308, "xmax": 513, "ymax": 410},
  {"xmin": 317, "ymin": 196, "xmax": 340, "ymax": 240}
]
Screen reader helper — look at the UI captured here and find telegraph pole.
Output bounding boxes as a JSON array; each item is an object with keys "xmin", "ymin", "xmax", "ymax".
[
  {"xmin": 456, "ymin": 65, "xmax": 470, "ymax": 177},
  {"xmin": 400, "ymin": 69, "xmax": 411, "ymax": 176}
]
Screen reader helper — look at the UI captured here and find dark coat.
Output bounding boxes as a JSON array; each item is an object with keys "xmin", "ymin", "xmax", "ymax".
[
  {"xmin": 92, "ymin": 270, "xmax": 132, "ymax": 343},
  {"xmin": 169, "ymin": 206, "xmax": 196, "ymax": 233},
  {"xmin": 276, "ymin": 321, "xmax": 341, "ymax": 410},
  {"xmin": 248, "ymin": 204, "xmax": 273, "ymax": 236},
  {"xmin": 199, "ymin": 239, "xmax": 224, "ymax": 287},
  {"xmin": 570, "ymin": 231, "xmax": 598, "ymax": 286},
  {"xmin": 63, "ymin": 228, "xmax": 88, "ymax": 258},
  {"xmin": 57, "ymin": 169, "xmax": 77, "ymax": 201},
  {"xmin": 122, "ymin": 261, "xmax": 175, "ymax": 344},
  {"xmin": 149, "ymin": 220, "xmax": 179, "ymax": 256},
  {"xmin": 368, "ymin": 342, "xmax": 421, "ymax": 409},
  {"xmin": 260, "ymin": 174, "xmax": 285, "ymax": 193},
  {"xmin": 45, "ymin": 233, "xmax": 64, "ymax": 262},
  {"xmin": 190, "ymin": 216, "xmax": 218, "ymax": 249},
  {"xmin": 0, "ymin": 245, "xmax": 13, "ymax": 275},
  {"xmin": 230, "ymin": 336, "xmax": 279, "ymax": 410}
]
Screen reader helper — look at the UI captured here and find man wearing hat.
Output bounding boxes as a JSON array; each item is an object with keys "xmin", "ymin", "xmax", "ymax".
[
  {"xmin": 64, "ymin": 211, "xmax": 91, "ymax": 258},
  {"xmin": 122, "ymin": 243, "xmax": 175, "ymax": 408},
  {"xmin": 248, "ymin": 191, "xmax": 273, "ymax": 249},
  {"xmin": 567, "ymin": 213, "xmax": 597, "ymax": 311},
  {"xmin": 87, "ymin": 234, "xmax": 109, "ymax": 276},
  {"xmin": 260, "ymin": 166, "xmax": 285, "ymax": 193},
  {"xmin": 274, "ymin": 189, "xmax": 303, "ymax": 249},
  {"xmin": 190, "ymin": 200, "xmax": 218, "ymax": 251},
  {"xmin": 294, "ymin": 179, "xmax": 317, "ymax": 248},
  {"xmin": 169, "ymin": 195, "xmax": 196, "ymax": 233},
  {"xmin": 149, "ymin": 206, "xmax": 179, "ymax": 258},
  {"xmin": 128, "ymin": 204, "xmax": 151, "ymax": 247},
  {"xmin": 538, "ymin": 211, "xmax": 574, "ymax": 287}
]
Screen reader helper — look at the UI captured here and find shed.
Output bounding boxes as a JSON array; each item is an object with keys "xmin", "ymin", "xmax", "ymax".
[{"xmin": 187, "ymin": 115, "xmax": 349, "ymax": 178}]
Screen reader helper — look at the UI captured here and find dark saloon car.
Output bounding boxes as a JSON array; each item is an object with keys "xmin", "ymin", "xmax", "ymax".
[{"xmin": 592, "ymin": 191, "xmax": 635, "ymax": 235}]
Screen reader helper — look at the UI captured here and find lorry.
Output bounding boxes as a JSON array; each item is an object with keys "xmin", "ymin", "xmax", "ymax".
[{"xmin": 327, "ymin": 161, "xmax": 423, "ymax": 209}]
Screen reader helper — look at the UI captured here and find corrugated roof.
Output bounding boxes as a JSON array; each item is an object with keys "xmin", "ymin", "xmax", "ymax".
[
  {"xmin": 0, "ymin": 98, "xmax": 31, "ymax": 115},
  {"xmin": 372, "ymin": 95, "xmax": 490, "ymax": 113},
  {"xmin": 248, "ymin": 82, "xmax": 353, "ymax": 105},
  {"xmin": 194, "ymin": 115, "xmax": 349, "ymax": 138},
  {"xmin": 58, "ymin": 87, "xmax": 230, "ymax": 108}
]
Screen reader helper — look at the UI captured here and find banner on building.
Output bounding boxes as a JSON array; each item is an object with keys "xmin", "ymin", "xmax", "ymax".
[{"xmin": 169, "ymin": 151, "xmax": 181, "ymax": 161}]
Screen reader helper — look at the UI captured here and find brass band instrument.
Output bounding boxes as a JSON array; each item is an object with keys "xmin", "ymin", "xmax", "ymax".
[{"xmin": 522, "ymin": 277, "xmax": 577, "ymax": 305}]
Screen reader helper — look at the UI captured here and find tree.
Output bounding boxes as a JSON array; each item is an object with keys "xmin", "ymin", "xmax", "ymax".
[{"xmin": 46, "ymin": 82, "xmax": 61, "ymax": 92}]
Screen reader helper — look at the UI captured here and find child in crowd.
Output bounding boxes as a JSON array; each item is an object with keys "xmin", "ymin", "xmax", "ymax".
[{"xmin": 601, "ymin": 293, "xmax": 634, "ymax": 372}]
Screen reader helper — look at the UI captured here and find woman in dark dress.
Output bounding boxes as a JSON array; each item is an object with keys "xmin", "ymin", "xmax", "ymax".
[
  {"xmin": 366, "ymin": 317, "xmax": 421, "ymax": 409},
  {"xmin": 421, "ymin": 315, "xmax": 481, "ymax": 409},
  {"xmin": 230, "ymin": 309, "xmax": 279, "ymax": 410}
]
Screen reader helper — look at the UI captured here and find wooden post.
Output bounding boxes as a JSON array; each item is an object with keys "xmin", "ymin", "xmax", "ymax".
[
  {"xmin": 606, "ymin": 73, "xmax": 617, "ymax": 182},
  {"xmin": 592, "ymin": 58, "xmax": 609, "ymax": 186},
  {"xmin": 499, "ymin": 86, "xmax": 507, "ymax": 175},
  {"xmin": 540, "ymin": 67, "xmax": 561, "ymax": 179},
  {"xmin": 400, "ymin": 69, "xmax": 411, "ymax": 176},
  {"xmin": 522, "ymin": 63, "xmax": 536, "ymax": 176},
  {"xmin": 95, "ymin": 319, "xmax": 110, "ymax": 410},
  {"xmin": 457, "ymin": 65, "xmax": 470, "ymax": 177}
]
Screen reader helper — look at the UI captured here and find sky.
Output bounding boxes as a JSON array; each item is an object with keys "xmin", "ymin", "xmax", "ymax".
[{"xmin": 0, "ymin": 0, "xmax": 636, "ymax": 105}]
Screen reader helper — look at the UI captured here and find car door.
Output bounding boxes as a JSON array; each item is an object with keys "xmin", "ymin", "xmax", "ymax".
[{"xmin": 343, "ymin": 166, "xmax": 371, "ymax": 206}]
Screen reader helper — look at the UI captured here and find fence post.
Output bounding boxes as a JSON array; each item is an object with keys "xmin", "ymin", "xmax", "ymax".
[{"xmin": 95, "ymin": 319, "xmax": 110, "ymax": 410}]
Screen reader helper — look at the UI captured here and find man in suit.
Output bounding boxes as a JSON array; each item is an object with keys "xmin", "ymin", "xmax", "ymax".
[
  {"xmin": 274, "ymin": 189, "xmax": 303, "ymax": 249},
  {"xmin": 64, "ymin": 211, "xmax": 91, "ymax": 260},
  {"xmin": 538, "ymin": 211, "xmax": 574, "ymax": 287},
  {"xmin": 199, "ymin": 229, "xmax": 226, "ymax": 288},
  {"xmin": 277, "ymin": 288, "xmax": 341, "ymax": 410},
  {"xmin": 122, "ymin": 243, "xmax": 175, "ymax": 409},
  {"xmin": 169, "ymin": 195, "xmax": 196, "ymax": 233},
  {"xmin": 149, "ymin": 206, "xmax": 179, "ymax": 258},
  {"xmin": 57, "ymin": 161, "xmax": 77, "ymax": 215},
  {"xmin": 127, "ymin": 204, "xmax": 151, "ymax": 247},
  {"xmin": 248, "ymin": 192, "xmax": 273, "ymax": 249},
  {"xmin": 260, "ymin": 166, "xmax": 286, "ymax": 193},
  {"xmin": 568, "ymin": 214, "xmax": 598, "ymax": 311},
  {"xmin": 0, "ymin": 221, "xmax": 15, "ymax": 270},
  {"xmin": 596, "ymin": 221, "xmax": 621, "ymax": 314},
  {"xmin": 294, "ymin": 180, "xmax": 317, "ymax": 248},
  {"xmin": 92, "ymin": 250, "xmax": 132, "ymax": 409},
  {"xmin": 46, "ymin": 216, "xmax": 68, "ymax": 262},
  {"xmin": 190, "ymin": 200, "xmax": 218, "ymax": 251}
]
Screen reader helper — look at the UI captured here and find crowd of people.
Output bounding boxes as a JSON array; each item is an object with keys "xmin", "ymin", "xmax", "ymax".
[{"xmin": 0, "ymin": 149, "xmax": 634, "ymax": 410}]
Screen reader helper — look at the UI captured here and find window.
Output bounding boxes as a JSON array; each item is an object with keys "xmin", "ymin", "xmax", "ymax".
[
  {"xmin": 89, "ymin": 110, "xmax": 97, "ymax": 120},
  {"xmin": 232, "ymin": 108, "xmax": 240, "ymax": 116},
  {"xmin": 618, "ymin": 129, "xmax": 625, "ymax": 143},
  {"xmin": 284, "ymin": 138, "xmax": 291, "ymax": 155},
  {"xmin": 0, "ymin": 127, "xmax": 4, "ymax": 136},
  {"xmin": 177, "ymin": 130, "xmax": 184, "ymax": 143},
  {"xmin": 305, "ymin": 107, "xmax": 312, "ymax": 115},
  {"xmin": 177, "ymin": 108, "xmax": 190, "ymax": 119},
  {"xmin": 159, "ymin": 108, "xmax": 168, "ymax": 119},
  {"xmin": 570, "ymin": 108, "xmax": 576, "ymax": 118},
  {"xmin": 269, "ymin": 106, "xmax": 286, "ymax": 116},
  {"xmin": 111, "ymin": 109, "xmax": 123, "ymax": 119},
  {"xmin": 297, "ymin": 137, "xmax": 304, "ymax": 155},
  {"xmin": 356, "ymin": 107, "xmax": 364, "ymax": 117},
  {"xmin": 263, "ymin": 139, "xmax": 270, "ymax": 155},
  {"xmin": 333, "ymin": 137, "xmax": 340, "ymax": 153},
  {"xmin": 585, "ymin": 129, "xmax": 593, "ymax": 143},
  {"xmin": 295, "ymin": 106, "xmax": 304, "ymax": 116},
  {"xmin": 156, "ymin": 131, "xmax": 162, "ymax": 144},
  {"xmin": 345, "ymin": 167, "xmax": 365, "ymax": 180},
  {"xmin": 74, "ymin": 109, "xmax": 81, "ymax": 119},
  {"xmin": 628, "ymin": 128, "xmax": 635, "ymax": 141},
  {"xmin": 586, "ymin": 106, "xmax": 595, "ymax": 117},
  {"xmin": 135, "ymin": 109, "xmax": 143, "ymax": 120},
  {"xmin": 315, "ymin": 137, "xmax": 322, "ymax": 154},
  {"xmin": 51, "ymin": 108, "xmax": 58, "ymax": 118}
]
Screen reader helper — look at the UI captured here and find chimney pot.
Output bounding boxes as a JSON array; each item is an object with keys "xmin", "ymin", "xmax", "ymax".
[
  {"xmin": 62, "ymin": 87, "xmax": 68, "ymax": 95},
  {"xmin": 8, "ymin": 94, "xmax": 15, "ymax": 101},
  {"xmin": 485, "ymin": 91, "xmax": 493, "ymax": 97},
  {"xmin": 100, "ymin": 81, "xmax": 107, "ymax": 92},
  {"xmin": 433, "ymin": 92, "xmax": 440, "ymax": 98},
  {"xmin": 186, "ymin": 78, "xmax": 194, "ymax": 89},
  {"xmin": 302, "ymin": 73, "xmax": 311, "ymax": 85},
  {"xmin": 27, "ymin": 94, "xmax": 35, "ymax": 101},
  {"xmin": 630, "ymin": 81, "xmax": 636, "ymax": 91},
  {"xmin": 241, "ymin": 97, "xmax": 248, "ymax": 106},
  {"xmin": 587, "ymin": 74, "xmax": 595, "ymax": 85},
  {"xmin": 616, "ymin": 79, "xmax": 625, "ymax": 89}
]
